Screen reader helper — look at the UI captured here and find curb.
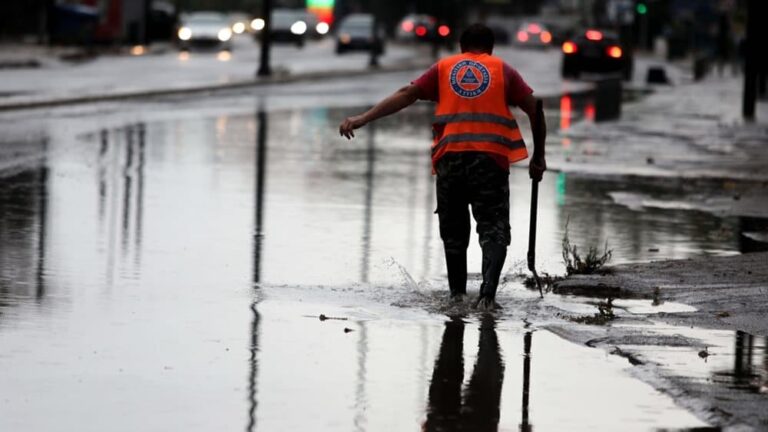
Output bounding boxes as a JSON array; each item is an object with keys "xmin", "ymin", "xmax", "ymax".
[{"xmin": 0, "ymin": 61, "xmax": 431, "ymax": 113}]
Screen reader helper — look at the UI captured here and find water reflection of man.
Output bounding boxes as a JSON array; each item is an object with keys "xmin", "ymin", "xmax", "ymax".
[
  {"xmin": 423, "ymin": 316, "xmax": 504, "ymax": 431},
  {"xmin": 339, "ymin": 24, "xmax": 547, "ymax": 309}
]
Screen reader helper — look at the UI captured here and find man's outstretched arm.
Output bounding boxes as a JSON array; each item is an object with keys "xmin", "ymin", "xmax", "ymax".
[
  {"xmin": 518, "ymin": 93, "xmax": 547, "ymax": 181},
  {"xmin": 339, "ymin": 84, "xmax": 421, "ymax": 139}
]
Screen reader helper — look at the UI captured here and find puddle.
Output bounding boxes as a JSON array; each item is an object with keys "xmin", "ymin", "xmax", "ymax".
[
  {"xmin": 0, "ymin": 93, "xmax": 756, "ymax": 430},
  {"xmin": 549, "ymin": 296, "xmax": 697, "ymax": 317},
  {"xmin": 250, "ymin": 297, "xmax": 708, "ymax": 432}
]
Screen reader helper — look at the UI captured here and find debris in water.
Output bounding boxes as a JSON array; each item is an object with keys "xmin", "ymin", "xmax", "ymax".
[
  {"xmin": 318, "ymin": 314, "xmax": 348, "ymax": 321},
  {"xmin": 716, "ymin": 311, "xmax": 730, "ymax": 318},
  {"xmin": 343, "ymin": 328, "xmax": 354, "ymax": 333},
  {"xmin": 652, "ymin": 287, "xmax": 663, "ymax": 306},
  {"xmin": 523, "ymin": 272, "xmax": 564, "ymax": 293},
  {"xmin": 648, "ymin": 248, "xmax": 660, "ymax": 252},
  {"xmin": 563, "ymin": 298, "xmax": 616, "ymax": 325},
  {"xmin": 698, "ymin": 348, "xmax": 710, "ymax": 360}
]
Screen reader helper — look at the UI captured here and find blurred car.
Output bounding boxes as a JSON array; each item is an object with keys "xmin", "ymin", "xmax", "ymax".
[
  {"xmin": 514, "ymin": 21, "xmax": 553, "ymax": 48},
  {"xmin": 251, "ymin": 9, "xmax": 307, "ymax": 47},
  {"xmin": 177, "ymin": 12, "xmax": 232, "ymax": 50},
  {"xmin": 335, "ymin": 14, "xmax": 384, "ymax": 54},
  {"xmin": 302, "ymin": 11, "xmax": 330, "ymax": 38},
  {"xmin": 396, "ymin": 14, "xmax": 451, "ymax": 43},
  {"xmin": 561, "ymin": 29, "xmax": 633, "ymax": 80},
  {"xmin": 228, "ymin": 12, "xmax": 252, "ymax": 35}
]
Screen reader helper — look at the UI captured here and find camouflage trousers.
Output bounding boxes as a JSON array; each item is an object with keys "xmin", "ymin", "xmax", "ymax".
[{"xmin": 435, "ymin": 152, "xmax": 511, "ymax": 254}]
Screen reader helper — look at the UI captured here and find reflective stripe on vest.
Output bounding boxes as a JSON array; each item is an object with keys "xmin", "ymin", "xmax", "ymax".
[
  {"xmin": 432, "ymin": 133, "xmax": 526, "ymax": 156},
  {"xmin": 432, "ymin": 53, "xmax": 528, "ymax": 166}
]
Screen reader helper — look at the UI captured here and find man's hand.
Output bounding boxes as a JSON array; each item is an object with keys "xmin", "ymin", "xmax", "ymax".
[
  {"xmin": 337, "ymin": 84, "xmax": 421, "ymax": 140},
  {"xmin": 529, "ymin": 156, "xmax": 546, "ymax": 182},
  {"xmin": 339, "ymin": 115, "xmax": 366, "ymax": 139}
]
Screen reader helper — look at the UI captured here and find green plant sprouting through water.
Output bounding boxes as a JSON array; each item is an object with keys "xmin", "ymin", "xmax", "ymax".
[{"xmin": 562, "ymin": 218, "xmax": 613, "ymax": 276}]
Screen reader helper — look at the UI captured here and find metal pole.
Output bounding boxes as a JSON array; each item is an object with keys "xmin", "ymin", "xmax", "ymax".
[
  {"xmin": 368, "ymin": 0, "xmax": 380, "ymax": 68},
  {"xmin": 743, "ymin": 0, "xmax": 757, "ymax": 119},
  {"xmin": 143, "ymin": 0, "xmax": 152, "ymax": 45},
  {"xmin": 257, "ymin": 0, "xmax": 273, "ymax": 77}
]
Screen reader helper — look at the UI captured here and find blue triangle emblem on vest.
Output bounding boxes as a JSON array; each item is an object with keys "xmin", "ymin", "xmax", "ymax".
[{"xmin": 460, "ymin": 68, "xmax": 480, "ymax": 84}]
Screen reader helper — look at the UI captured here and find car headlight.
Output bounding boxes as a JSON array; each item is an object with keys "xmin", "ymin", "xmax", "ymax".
[
  {"xmin": 316, "ymin": 22, "xmax": 330, "ymax": 35},
  {"xmin": 178, "ymin": 27, "xmax": 192, "ymax": 41},
  {"xmin": 232, "ymin": 22, "xmax": 246, "ymax": 34},
  {"xmin": 290, "ymin": 20, "xmax": 307, "ymax": 35},
  {"xmin": 218, "ymin": 28, "xmax": 232, "ymax": 42},
  {"xmin": 251, "ymin": 18, "xmax": 265, "ymax": 31}
]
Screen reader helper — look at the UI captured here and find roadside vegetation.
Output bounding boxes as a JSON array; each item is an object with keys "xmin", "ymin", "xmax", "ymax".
[{"xmin": 561, "ymin": 219, "xmax": 613, "ymax": 276}]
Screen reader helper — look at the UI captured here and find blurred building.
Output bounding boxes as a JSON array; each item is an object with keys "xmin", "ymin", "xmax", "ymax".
[{"xmin": 0, "ymin": 0, "xmax": 179, "ymax": 45}]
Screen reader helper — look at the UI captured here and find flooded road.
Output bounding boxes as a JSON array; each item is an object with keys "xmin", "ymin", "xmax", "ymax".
[{"xmin": 0, "ymin": 73, "xmax": 763, "ymax": 431}]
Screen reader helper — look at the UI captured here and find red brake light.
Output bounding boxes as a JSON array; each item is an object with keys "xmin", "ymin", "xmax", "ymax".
[
  {"xmin": 540, "ymin": 31, "xmax": 552, "ymax": 43},
  {"xmin": 415, "ymin": 25, "xmax": 427, "ymax": 37},
  {"xmin": 527, "ymin": 23, "xmax": 541, "ymax": 34},
  {"xmin": 438, "ymin": 25, "xmax": 450, "ymax": 37},
  {"xmin": 585, "ymin": 30, "xmax": 603, "ymax": 41},
  {"xmin": 562, "ymin": 41, "xmax": 577, "ymax": 54},
  {"xmin": 401, "ymin": 20, "xmax": 414, "ymax": 32},
  {"xmin": 517, "ymin": 31, "xmax": 529, "ymax": 42},
  {"xmin": 607, "ymin": 46, "xmax": 622, "ymax": 58}
]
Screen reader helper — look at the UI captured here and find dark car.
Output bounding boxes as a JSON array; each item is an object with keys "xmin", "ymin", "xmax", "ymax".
[
  {"xmin": 514, "ymin": 21, "xmax": 553, "ymax": 48},
  {"xmin": 561, "ymin": 29, "xmax": 633, "ymax": 80},
  {"xmin": 335, "ymin": 14, "xmax": 384, "ymax": 54},
  {"xmin": 396, "ymin": 14, "xmax": 452, "ymax": 44},
  {"xmin": 252, "ymin": 9, "xmax": 307, "ymax": 47}
]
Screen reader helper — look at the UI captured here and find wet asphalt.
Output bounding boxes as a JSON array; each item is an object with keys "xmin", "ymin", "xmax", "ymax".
[{"xmin": 0, "ymin": 64, "xmax": 765, "ymax": 431}]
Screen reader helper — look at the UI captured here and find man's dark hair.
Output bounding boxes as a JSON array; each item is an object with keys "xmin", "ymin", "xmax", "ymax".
[{"xmin": 460, "ymin": 24, "xmax": 495, "ymax": 53}]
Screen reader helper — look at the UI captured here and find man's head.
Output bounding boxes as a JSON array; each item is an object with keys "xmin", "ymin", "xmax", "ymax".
[{"xmin": 460, "ymin": 23, "xmax": 495, "ymax": 54}]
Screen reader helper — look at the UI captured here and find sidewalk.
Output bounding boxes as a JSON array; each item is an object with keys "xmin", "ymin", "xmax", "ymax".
[
  {"xmin": 549, "ymin": 72, "xmax": 768, "ymax": 184},
  {"xmin": 554, "ymin": 252, "xmax": 768, "ymax": 335},
  {"xmin": 0, "ymin": 37, "xmax": 434, "ymax": 111},
  {"xmin": 550, "ymin": 252, "xmax": 768, "ymax": 431}
]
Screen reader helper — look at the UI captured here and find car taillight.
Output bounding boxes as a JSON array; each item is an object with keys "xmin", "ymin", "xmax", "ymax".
[
  {"xmin": 562, "ymin": 41, "xmax": 577, "ymax": 54},
  {"xmin": 517, "ymin": 31, "xmax": 529, "ymax": 42},
  {"xmin": 607, "ymin": 46, "xmax": 622, "ymax": 58},
  {"xmin": 438, "ymin": 25, "xmax": 450, "ymax": 37},
  {"xmin": 401, "ymin": 20, "xmax": 414, "ymax": 32},
  {"xmin": 527, "ymin": 23, "xmax": 541, "ymax": 34},
  {"xmin": 540, "ymin": 31, "xmax": 552, "ymax": 43},
  {"xmin": 415, "ymin": 25, "xmax": 427, "ymax": 37},
  {"xmin": 585, "ymin": 29, "xmax": 603, "ymax": 41}
]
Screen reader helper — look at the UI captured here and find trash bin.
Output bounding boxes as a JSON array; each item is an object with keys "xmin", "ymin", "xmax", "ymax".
[{"xmin": 594, "ymin": 77, "xmax": 622, "ymax": 122}]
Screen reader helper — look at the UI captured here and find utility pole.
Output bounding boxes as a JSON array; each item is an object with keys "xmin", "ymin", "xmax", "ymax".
[
  {"xmin": 41, "ymin": 0, "xmax": 55, "ymax": 45},
  {"xmin": 257, "ymin": 0, "xmax": 273, "ymax": 77},
  {"xmin": 743, "ymin": 0, "xmax": 758, "ymax": 119},
  {"xmin": 368, "ymin": 0, "xmax": 380, "ymax": 68},
  {"xmin": 143, "ymin": 0, "xmax": 152, "ymax": 45}
]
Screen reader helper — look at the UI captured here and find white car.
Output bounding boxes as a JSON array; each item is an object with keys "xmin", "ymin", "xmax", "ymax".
[{"xmin": 177, "ymin": 12, "xmax": 233, "ymax": 51}]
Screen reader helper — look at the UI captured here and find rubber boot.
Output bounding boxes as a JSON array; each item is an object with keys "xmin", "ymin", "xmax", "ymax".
[
  {"xmin": 444, "ymin": 250, "xmax": 467, "ymax": 298},
  {"xmin": 476, "ymin": 243, "xmax": 507, "ymax": 309}
]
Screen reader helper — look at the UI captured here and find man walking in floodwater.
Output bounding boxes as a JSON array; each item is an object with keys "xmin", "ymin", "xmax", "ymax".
[{"xmin": 339, "ymin": 24, "xmax": 546, "ymax": 310}]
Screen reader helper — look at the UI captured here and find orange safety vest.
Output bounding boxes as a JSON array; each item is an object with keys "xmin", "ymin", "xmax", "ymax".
[{"xmin": 432, "ymin": 52, "xmax": 527, "ymax": 167}]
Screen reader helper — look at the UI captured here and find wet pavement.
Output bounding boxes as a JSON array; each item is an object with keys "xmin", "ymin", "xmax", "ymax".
[{"xmin": 0, "ymin": 69, "xmax": 766, "ymax": 430}]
